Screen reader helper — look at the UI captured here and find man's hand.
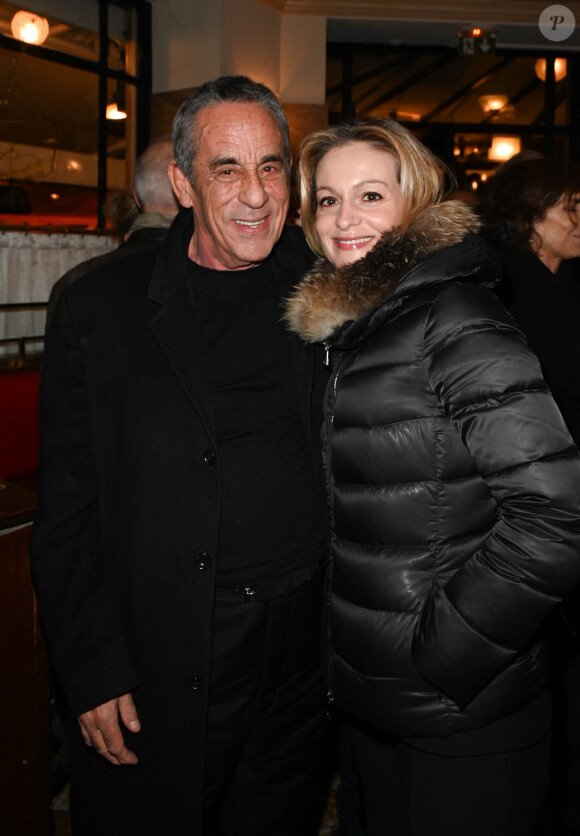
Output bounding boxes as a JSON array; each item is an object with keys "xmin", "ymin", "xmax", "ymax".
[{"xmin": 78, "ymin": 692, "xmax": 141, "ymax": 766}]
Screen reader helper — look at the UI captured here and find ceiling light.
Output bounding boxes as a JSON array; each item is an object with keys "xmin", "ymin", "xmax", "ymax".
[
  {"xmin": 11, "ymin": 10, "xmax": 50, "ymax": 45},
  {"xmin": 106, "ymin": 83, "xmax": 127, "ymax": 120},
  {"xmin": 478, "ymin": 94, "xmax": 508, "ymax": 113},
  {"xmin": 106, "ymin": 102, "xmax": 127, "ymax": 120},
  {"xmin": 488, "ymin": 136, "xmax": 521, "ymax": 162},
  {"xmin": 535, "ymin": 58, "xmax": 567, "ymax": 82},
  {"xmin": 394, "ymin": 110, "xmax": 421, "ymax": 122}
]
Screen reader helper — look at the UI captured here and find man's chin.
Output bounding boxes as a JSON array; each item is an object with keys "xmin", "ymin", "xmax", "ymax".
[{"xmin": 227, "ymin": 239, "xmax": 282, "ymax": 269}]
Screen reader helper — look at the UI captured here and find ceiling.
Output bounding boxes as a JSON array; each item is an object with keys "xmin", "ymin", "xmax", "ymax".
[{"xmin": 327, "ymin": 18, "xmax": 580, "ymax": 51}]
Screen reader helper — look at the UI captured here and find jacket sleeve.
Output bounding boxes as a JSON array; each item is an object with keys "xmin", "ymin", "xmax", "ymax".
[
  {"xmin": 412, "ymin": 282, "xmax": 580, "ymax": 708},
  {"xmin": 30, "ymin": 290, "xmax": 138, "ymax": 717}
]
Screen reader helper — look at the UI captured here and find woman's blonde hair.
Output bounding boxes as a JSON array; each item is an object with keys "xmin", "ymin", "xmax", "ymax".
[{"xmin": 295, "ymin": 118, "xmax": 448, "ymax": 257}]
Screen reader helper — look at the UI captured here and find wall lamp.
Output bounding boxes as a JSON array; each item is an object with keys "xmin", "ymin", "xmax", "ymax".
[
  {"xmin": 10, "ymin": 10, "xmax": 50, "ymax": 45},
  {"xmin": 488, "ymin": 136, "xmax": 521, "ymax": 162},
  {"xmin": 535, "ymin": 58, "xmax": 567, "ymax": 82}
]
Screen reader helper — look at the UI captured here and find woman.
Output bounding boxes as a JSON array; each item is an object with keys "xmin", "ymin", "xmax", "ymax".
[
  {"xmin": 480, "ymin": 156, "xmax": 580, "ymax": 836},
  {"xmin": 480, "ymin": 155, "xmax": 580, "ymax": 444},
  {"xmin": 285, "ymin": 120, "xmax": 580, "ymax": 836}
]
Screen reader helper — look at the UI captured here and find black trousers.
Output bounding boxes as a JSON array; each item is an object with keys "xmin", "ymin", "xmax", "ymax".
[
  {"xmin": 546, "ymin": 615, "xmax": 580, "ymax": 831},
  {"xmin": 339, "ymin": 719, "xmax": 551, "ymax": 836},
  {"xmin": 202, "ymin": 570, "xmax": 328, "ymax": 836},
  {"xmin": 65, "ymin": 570, "xmax": 328, "ymax": 836}
]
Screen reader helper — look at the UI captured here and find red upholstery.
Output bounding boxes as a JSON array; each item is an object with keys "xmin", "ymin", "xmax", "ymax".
[{"xmin": 0, "ymin": 369, "xmax": 40, "ymax": 481}]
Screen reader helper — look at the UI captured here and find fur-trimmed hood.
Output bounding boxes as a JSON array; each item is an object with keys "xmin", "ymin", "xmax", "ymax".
[{"xmin": 285, "ymin": 200, "xmax": 492, "ymax": 344}]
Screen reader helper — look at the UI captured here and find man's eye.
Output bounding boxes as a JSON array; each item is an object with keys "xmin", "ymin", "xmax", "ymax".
[
  {"xmin": 261, "ymin": 164, "xmax": 281, "ymax": 176},
  {"xmin": 217, "ymin": 168, "xmax": 238, "ymax": 179}
]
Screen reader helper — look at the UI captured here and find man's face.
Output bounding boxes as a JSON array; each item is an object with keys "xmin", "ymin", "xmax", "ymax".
[{"xmin": 176, "ymin": 102, "xmax": 290, "ymax": 270}]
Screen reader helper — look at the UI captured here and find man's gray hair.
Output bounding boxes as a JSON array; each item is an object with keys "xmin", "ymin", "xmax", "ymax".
[{"xmin": 172, "ymin": 75, "xmax": 291, "ymax": 184}]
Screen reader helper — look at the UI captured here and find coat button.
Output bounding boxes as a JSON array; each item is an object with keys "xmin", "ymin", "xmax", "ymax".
[
  {"xmin": 203, "ymin": 448, "xmax": 216, "ymax": 466},
  {"xmin": 188, "ymin": 676, "xmax": 202, "ymax": 690},
  {"xmin": 195, "ymin": 552, "xmax": 211, "ymax": 571}
]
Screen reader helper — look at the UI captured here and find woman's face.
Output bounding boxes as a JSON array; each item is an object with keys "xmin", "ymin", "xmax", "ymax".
[
  {"xmin": 533, "ymin": 194, "xmax": 580, "ymax": 273},
  {"xmin": 314, "ymin": 142, "xmax": 405, "ymax": 268}
]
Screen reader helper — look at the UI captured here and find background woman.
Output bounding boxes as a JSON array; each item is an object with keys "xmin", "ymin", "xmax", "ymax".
[
  {"xmin": 480, "ymin": 155, "xmax": 580, "ymax": 450},
  {"xmin": 480, "ymin": 156, "xmax": 580, "ymax": 836},
  {"xmin": 285, "ymin": 120, "xmax": 580, "ymax": 836}
]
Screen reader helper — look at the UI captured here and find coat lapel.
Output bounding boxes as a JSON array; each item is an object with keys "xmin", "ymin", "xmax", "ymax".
[
  {"xmin": 147, "ymin": 210, "xmax": 217, "ymax": 436},
  {"xmin": 271, "ymin": 227, "xmax": 327, "ymax": 451}
]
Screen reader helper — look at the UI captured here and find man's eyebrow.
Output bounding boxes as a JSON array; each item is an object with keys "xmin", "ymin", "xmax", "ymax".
[
  {"xmin": 208, "ymin": 153, "xmax": 284, "ymax": 171},
  {"xmin": 260, "ymin": 153, "xmax": 284, "ymax": 165},
  {"xmin": 209, "ymin": 156, "xmax": 238, "ymax": 171}
]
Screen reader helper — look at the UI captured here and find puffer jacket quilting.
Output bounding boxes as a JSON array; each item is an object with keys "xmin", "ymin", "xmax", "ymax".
[{"xmin": 286, "ymin": 201, "xmax": 580, "ymax": 738}]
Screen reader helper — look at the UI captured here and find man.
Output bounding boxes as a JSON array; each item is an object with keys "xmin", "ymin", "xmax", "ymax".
[
  {"xmin": 45, "ymin": 136, "xmax": 179, "ymax": 331},
  {"xmin": 31, "ymin": 76, "xmax": 329, "ymax": 836}
]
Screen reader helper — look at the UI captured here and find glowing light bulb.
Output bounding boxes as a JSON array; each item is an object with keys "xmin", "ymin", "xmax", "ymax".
[{"xmin": 11, "ymin": 11, "xmax": 49, "ymax": 45}]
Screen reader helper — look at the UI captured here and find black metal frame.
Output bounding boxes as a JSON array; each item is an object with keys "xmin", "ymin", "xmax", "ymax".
[
  {"xmin": 327, "ymin": 42, "xmax": 580, "ymax": 165},
  {"xmin": 0, "ymin": 0, "xmax": 152, "ymax": 228}
]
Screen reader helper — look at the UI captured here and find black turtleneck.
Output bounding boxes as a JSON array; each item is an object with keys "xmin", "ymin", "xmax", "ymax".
[{"xmin": 187, "ymin": 257, "xmax": 326, "ymax": 585}]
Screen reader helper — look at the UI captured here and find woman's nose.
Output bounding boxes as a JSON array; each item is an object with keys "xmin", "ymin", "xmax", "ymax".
[{"xmin": 336, "ymin": 201, "xmax": 359, "ymax": 230}]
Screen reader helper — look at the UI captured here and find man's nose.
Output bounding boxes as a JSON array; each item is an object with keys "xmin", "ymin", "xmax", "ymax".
[{"xmin": 238, "ymin": 170, "xmax": 268, "ymax": 208}]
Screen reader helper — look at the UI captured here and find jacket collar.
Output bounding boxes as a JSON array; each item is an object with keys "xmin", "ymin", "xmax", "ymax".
[
  {"xmin": 285, "ymin": 200, "xmax": 488, "ymax": 344},
  {"xmin": 145, "ymin": 209, "xmax": 320, "ymax": 438},
  {"xmin": 148, "ymin": 207, "xmax": 193, "ymax": 304}
]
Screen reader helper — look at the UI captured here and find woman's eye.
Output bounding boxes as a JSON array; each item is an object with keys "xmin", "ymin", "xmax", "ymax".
[
  {"xmin": 318, "ymin": 196, "xmax": 336, "ymax": 207},
  {"xmin": 363, "ymin": 192, "xmax": 382, "ymax": 202}
]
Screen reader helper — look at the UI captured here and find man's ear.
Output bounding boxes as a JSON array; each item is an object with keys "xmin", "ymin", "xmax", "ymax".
[
  {"xmin": 132, "ymin": 188, "xmax": 143, "ymax": 212},
  {"xmin": 167, "ymin": 161, "xmax": 194, "ymax": 208}
]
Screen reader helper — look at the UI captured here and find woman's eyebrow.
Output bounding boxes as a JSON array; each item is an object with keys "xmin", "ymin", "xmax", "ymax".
[{"xmin": 316, "ymin": 179, "xmax": 390, "ymax": 191}]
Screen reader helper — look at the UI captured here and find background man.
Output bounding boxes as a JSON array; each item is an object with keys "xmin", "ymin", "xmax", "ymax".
[
  {"xmin": 45, "ymin": 136, "xmax": 179, "ymax": 331},
  {"xmin": 31, "ymin": 76, "xmax": 329, "ymax": 835}
]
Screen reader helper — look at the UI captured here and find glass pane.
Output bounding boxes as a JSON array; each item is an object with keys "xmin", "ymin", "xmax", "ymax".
[
  {"xmin": 326, "ymin": 49, "xmax": 572, "ymax": 129},
  {"xmin": 0, "ymin": 49, "xmax": 100, "ymax": 226},
  {"xmin": 0, "ymin": 50, "xmax": 131, "ymax": 227},
  {"xmin": 0, "ymin": 1, "xmax": 125, "ymax": 68}
]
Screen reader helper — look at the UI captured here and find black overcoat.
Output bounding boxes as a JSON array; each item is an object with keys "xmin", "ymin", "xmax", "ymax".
[{"xmin": 30, "ymin": 209, "xmax": 328, "ymax": 834}]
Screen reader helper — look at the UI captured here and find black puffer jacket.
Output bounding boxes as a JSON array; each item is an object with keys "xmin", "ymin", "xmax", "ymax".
[{"xmin": 286, "ymin": 201, "xmax": 580, "ymax": 739}]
